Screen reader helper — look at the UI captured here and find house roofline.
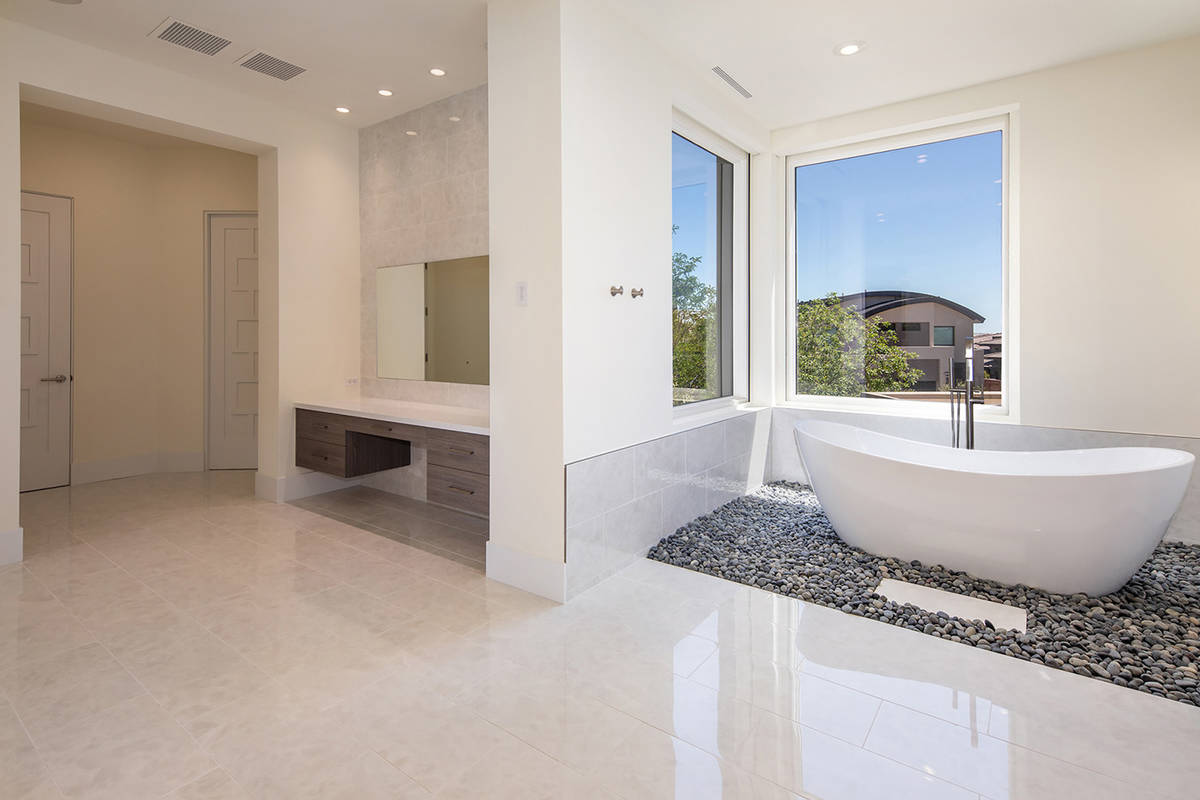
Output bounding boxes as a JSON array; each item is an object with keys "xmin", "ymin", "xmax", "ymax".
[{"xmin": 836, "ymin": 291, "xmax": 986, "ymax": 324}]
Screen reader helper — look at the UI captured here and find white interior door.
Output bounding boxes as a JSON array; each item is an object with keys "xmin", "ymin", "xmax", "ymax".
[
  {"xmin": 20, "ymin": 192, "xmax": 72, "ymax": 492},
  {"xmin": 207, "ymin": 213, "xmax": 259, "ymax": 470}
]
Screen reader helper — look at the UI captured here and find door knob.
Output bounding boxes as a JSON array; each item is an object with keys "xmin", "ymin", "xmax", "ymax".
[{"xmin": 41, "ymin": 375, "xmax": 67, "ymax": 383}]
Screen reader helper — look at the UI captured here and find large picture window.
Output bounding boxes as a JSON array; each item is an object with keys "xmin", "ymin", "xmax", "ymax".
[
  {"xmin": 672, "ymin": 132, "xmax": 733, "ymax": 406},
  {"xmin": 788, "ymin": 123, "xmax": 1006, "ymax": 406}
]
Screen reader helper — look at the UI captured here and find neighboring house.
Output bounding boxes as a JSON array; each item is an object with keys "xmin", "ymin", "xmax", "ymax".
[
  {"xmin": 838, "ymin": 291, "xmax": 991, "ymax": 390},
  {"xmin": 973, "ymin": 330, "xmax": 1003, "ymax": 387}
]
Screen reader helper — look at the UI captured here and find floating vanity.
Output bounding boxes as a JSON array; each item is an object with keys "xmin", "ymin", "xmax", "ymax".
[{"xmin": 294, "ymin": 398, "xmax": 489, "ymax": 517}]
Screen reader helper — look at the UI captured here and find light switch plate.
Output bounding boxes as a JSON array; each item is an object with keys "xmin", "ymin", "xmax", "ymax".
[{"xmin": 516, "ymin": 281, "xmax": 529, "ymax": 306}]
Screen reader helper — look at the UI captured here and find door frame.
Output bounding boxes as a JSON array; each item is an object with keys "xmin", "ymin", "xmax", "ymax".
[
  {"xmin": 203, "ymin": 211, "xmax": 258, "ymax": 471},
  {"xmin": 19, "ymin": 190, "xmax": 75, "ymax": 491}
]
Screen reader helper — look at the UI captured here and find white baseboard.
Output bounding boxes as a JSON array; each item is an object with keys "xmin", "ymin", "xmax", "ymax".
[
  {"xmin": 485, "ymin": 540, "xmax": 566, "ymax": 603},
  {"xmin": 0, "ymin": 526, "xmax": 23, "ymax": 565},
  {"xmin": 71, "ymin": 451, "xmax": 205, "ymax": 485},
  {"xmin": 255, "ymin": 470, "xmax": 361, "ymax": 503}
]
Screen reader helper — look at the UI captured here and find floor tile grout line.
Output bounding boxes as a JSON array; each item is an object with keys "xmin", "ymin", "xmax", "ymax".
[
  {"xmin": 861, "ymin": 698, "xmax": 1163, "ymax": 796},
  {"xmin": 32, "ymin": 573, "xmax": 226, "ymax": 796},
  {"xmin": 580, "ymin": 688, "xmax": 804, "ymax": 799},
  {"xmin": 860, "ymin": 697, "xmax": 885, "ymax": 747},
  {"xmin": 655, "ymin": 564, "xmax": 1180, "ymax": 795},
  {"xmin": 2, "ymin": 694, "xmax": 72, "ymax": 800}
]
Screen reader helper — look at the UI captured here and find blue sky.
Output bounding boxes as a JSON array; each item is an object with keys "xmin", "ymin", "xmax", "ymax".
[
  {"xmin": 671, "ymin": 133, "xmax": 719, "ymax": 286},
  {"xmin": 794, "ymin": 130, "xmax": 1003, "ymax": 331}
]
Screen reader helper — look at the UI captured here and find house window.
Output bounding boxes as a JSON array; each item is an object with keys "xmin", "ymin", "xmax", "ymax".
[
  {"xmin": 672, "ymin": 132, "xmax": 733, "ymax": 406},
  {"xmin": 933, "ymin": 325, "xmax": 955, "ymax": 346},
  {"xmin": 788, "ymin": 122, "xmax": 1006, "ymax": 405}
]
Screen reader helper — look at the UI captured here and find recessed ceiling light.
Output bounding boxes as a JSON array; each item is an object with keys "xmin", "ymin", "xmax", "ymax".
[
  {"xmin": 405, "ymin": 130, "xmax": 418, "ymax": 136},
  {"xmin": 48, "ymin": 0, "xmax": 83, "ymax": 4},
  {"xmin": 835, "ymin": 41, "xmax": 865, "ymax": 56},
  {"xmin": 335, "ymin": 107, "xmax": 350, "ymax": 113},
  {"xmin": 448, "ymin": 115, "xmax": 462, "ymax": 123},
  {"xmin": 377, "ymin": 89, "xmax": 393, "ymax": 97},
  {"xmin": 429, "ymin": 67, "xmax": 446, "ymax": 77}
]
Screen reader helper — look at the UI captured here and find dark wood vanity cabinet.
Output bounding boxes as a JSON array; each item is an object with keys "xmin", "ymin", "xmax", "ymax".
[
  {"xmin": 295, "ymin": 409, "xmax": 411, "ymax": 478},
  {"xmin": 295, "ymin": 408, "xmax": 489, "ymax": 518},
  {"xmin": 425, "ymin": 430, "xmax": 490, "ymax": 517}
]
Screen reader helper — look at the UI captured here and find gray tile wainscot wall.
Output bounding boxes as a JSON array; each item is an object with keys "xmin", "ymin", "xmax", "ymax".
[
  {"xmin": 769, "ymin": 407, "xmax": 1200, "ymax": 545},
  {"xmin": 356, "ymin": 85, "xmax": 489, "ymax": 499},
  {"xmin": 565, "ymin": 408, "xmax": 771, "ymax": 598},
  {"xmin": 359, "ymin": 83, "xmax": 489, "ymax": 413}
]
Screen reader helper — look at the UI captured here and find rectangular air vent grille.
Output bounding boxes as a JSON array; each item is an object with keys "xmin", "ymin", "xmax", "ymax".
[
  {"xmin": 240, "ymin": 52, "xmax": 306, "ymax": 81},
  {"xmin": 156, "ymin": 20, "xmax": 231, "ymax": 56},
  {"xmin": 712, "ymin": 66, "xmax": 752, "ymax": 99}
]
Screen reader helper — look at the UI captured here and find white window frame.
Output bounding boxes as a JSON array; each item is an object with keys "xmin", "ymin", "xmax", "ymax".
[
  {"xmin": 672, "ymin": 110, "xmax": 751, "ymax": 418},
  {"xmin": 784, "ymin": 112, "xmax": 1016, "ymax": 421}
]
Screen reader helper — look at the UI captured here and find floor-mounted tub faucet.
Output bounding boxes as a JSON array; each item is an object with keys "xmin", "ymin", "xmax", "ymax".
[{"xmin": 950, "ymin": 338, "xmax": 985, "ymax": 448}]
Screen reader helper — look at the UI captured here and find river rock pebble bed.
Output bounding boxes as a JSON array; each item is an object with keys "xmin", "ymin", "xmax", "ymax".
[{"xmin": 647, "ymin": 482, "xmax": 1200, "ymax": 706}]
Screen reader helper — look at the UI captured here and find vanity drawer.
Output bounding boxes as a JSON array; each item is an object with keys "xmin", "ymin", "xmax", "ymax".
[
  {"xmin": 426, "ymin": 430, "xmax": 490, "ymax": 475},
  {"xmin": 296, "ymin": 409, "xmax": 348, "ymax": 445},
  {"xmin": 296, "ymin": 436, "xmax": 347, "ymax": 477},
  {"xmin": 345, "ymin": 417, "xmax": 428, "ymax": 445},
  {"xmin": 427, "ymin": 464, "xmax": 489, "ymax": 517}
]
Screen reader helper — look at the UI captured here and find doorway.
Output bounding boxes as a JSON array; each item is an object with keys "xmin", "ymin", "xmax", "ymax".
[
  {"xmin": 19, "ymin": 192, "xmax": 72, "ymax": 492},
  {"xmin": 206, "ymin": 212, "xmax": 260, "ymax": 470}
]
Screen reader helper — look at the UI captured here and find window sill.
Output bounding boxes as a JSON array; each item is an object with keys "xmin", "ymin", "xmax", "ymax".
[{"xmin": 671, "ymin": 396, "xmax": 761, "ymax": 432}]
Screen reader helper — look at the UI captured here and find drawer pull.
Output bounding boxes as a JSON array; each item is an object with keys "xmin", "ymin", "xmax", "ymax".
[
  {"xmin": 447, "ymin": 485, "xmax": 475, "ymax": 495},
  {"xmin": 447, "ymin": 447, "xmax": 474, "ymax": 456}
]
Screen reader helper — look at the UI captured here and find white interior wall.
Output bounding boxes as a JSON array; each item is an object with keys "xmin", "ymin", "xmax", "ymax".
[
  {"xmin": 771, "ymin": 34, "xmax": 1200, "ymax": 440},
  {"xmin": 485, "ymin": 0, "xmax": 568, "ymax": 599},
  {"xmin": 0, "ymin": 18, "xmax": 360, "ymax": 561},
  {"xmin": 559, "ymin": 0, "xmax": 769, "ymax": 465},
  {"xmin": 487, "ymin": 0, "xmax": 771, "ymax": 599}
]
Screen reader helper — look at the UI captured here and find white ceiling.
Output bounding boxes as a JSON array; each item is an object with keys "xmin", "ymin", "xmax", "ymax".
[
  {"xmin": 5, "ymin": 1, "xmax": 1199, "ymax": 134},
  {"xmin": 0, "ymin": 0, "xmax": 487, "ymax": 128},
  {"xmin": 605, "ymin": 0, "xmax": 1200, "ymax": 130}
]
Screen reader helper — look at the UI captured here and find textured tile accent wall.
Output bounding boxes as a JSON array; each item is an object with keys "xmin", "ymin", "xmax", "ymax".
[
  {"xmin": 564, "ymin": 409, "xmax": 771, "ymax": 598},
  {"xmin": 359, "ymin": 84, "xmax": 489, "ymax": 411},
  {"xmin": 769, "ymin": 407, "xmax": 1200, "ymax": 545}
]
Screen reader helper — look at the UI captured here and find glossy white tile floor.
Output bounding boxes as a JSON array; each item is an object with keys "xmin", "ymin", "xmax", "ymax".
[{"xmin": 5, "ymin": 472, "xmax": 1199, "ymax": 799}]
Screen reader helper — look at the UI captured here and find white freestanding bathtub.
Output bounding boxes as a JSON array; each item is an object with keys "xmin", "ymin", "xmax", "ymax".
[{"xmin": 793, "ymin": 420, "xmax": 1195, "ymax": 596}]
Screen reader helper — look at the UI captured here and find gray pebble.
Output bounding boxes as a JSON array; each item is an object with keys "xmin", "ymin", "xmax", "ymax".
[{"xmin": 646, "ymin": 482, "xmax": 1200, "ymax": 707}]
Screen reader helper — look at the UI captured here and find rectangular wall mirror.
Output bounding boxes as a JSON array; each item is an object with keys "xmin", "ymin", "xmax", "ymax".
[{"xmin": 376, "ymin": 256, "xmax": 489, "ymax": 385}]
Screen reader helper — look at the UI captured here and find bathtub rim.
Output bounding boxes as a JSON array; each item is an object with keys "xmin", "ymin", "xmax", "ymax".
[{"xmin": 793, "ymin": 419, "xmax": 1195, "ymax": 480}]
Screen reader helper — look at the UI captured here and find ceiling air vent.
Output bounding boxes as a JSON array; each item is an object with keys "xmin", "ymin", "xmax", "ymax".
[
  {"xmin": 150, "ymin": 18, "xmax": 231, "ymax": 57},
  {"xmin": 239, "ymin": 51, "xmax": 307, "ymax": 81},
  {"xmin": 711, "ymin": 66, "xmax": 752, "ymax": 99}
]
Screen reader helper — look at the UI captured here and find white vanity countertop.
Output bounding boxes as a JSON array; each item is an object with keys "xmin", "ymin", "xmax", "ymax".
[{"xmin": 295, "ymin": 397, "xmax": 489, "ymax": 436}]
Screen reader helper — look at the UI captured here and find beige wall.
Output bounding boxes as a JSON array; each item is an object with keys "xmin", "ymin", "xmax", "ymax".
[
  {"xmin": 20, "ymin": 112, "xmax": 257, "ymax": 475},
  {"xmin": 772, "ymin": 35, "xmax": 1200, "ymax": 439},
  {"xmin": 1, "ymin": 18, "xmax": 361, "ymax": 561}
]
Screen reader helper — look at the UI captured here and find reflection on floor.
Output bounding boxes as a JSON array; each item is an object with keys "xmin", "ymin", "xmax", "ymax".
[
  {"xmin": 5, "ymin": 472, "xmax": 1200, "ymax": 799},
  {"xmin": 291, "ymin": 485, "xmax": 487, "ymax": 569}
]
